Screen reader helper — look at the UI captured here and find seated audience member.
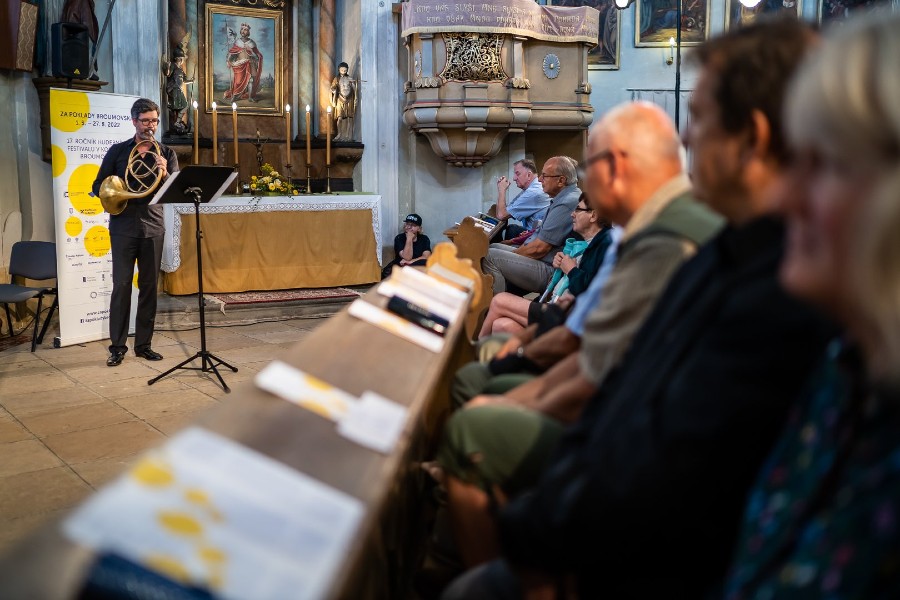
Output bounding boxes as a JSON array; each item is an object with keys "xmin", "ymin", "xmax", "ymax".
[
  {"xmin": 439, "ymin": 19, "xmax": 834, "ymax": 599},
  {"xmin": 381, "ymin": 213, "xmax": 431, "ymax": 278},
  {"xmin": 478, "ymin": 194, "xmax": 615, "ymax": 338},
  {"xmin": 722, "ymin": 14, "xmax": 900, "ymax": 598},
  {"xmin": 482, "ymin": 157, "xmax": 581, "ymax": 295},
  {"xmin": 450, "ymin": 101, "xmax": 723, "ymax": 408},
  {"xmin": 495, "ymin": 159, "xmax": 550, "ymax": 240}
]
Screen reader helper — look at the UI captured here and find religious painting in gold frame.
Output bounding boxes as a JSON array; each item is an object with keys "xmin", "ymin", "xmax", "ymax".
[
  {"xmin": 205, "ymin": 3, "xmax": 283, "ymax": 115},
  {"xmin": 635, "ymin": 0, "xmax": 710, "ymax": 47}
]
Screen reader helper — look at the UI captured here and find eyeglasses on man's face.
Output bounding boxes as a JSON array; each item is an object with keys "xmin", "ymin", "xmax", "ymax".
[
  {"xmin": 579, "ymin": 149, "xmax": 616, "ymax": 171},
  {"xmin": 539, "ymin": 173, "xmax": 563, "ymax": 180},
  {"xmin": 573, "ymin": 206, "xmax": 592, "ymax": 213},
  {"xmin": 135, "ymin": 118, "xmax": 160, "ymax": 126}
]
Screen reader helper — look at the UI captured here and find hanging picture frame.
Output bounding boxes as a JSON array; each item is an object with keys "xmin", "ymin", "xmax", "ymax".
[
  {"xmin": 550, "ymin": 0, "xmax": 621, "ymax": 70},
  {"xmin": 635, "ymin": 0, "xmax": 710, "ymax": 47},
  {"xmin": 205, "ymin": 3, "xmax": 283, "ymax": 115},
  {"xmin": 726, "ymin": 0, "xmax": 802, "ymax": 30}
]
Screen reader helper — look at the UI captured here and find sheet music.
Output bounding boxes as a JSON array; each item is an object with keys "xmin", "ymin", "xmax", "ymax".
[{"xmin": 63, "ymin": 427, "xmax": 365, "ymax": 600}]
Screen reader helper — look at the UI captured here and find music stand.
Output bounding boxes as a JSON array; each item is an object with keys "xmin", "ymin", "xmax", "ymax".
[{"xmin": 147, "ymin": 166, "xmax": 238, "ymax": 392}]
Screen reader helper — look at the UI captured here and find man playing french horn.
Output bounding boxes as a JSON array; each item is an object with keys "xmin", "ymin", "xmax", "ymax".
[{"xmin": 92, "ymin": 98, "xmax": 178, "ymax": 367}]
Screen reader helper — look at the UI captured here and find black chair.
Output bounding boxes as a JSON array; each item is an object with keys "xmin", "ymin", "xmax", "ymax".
[{"xmin": 0, "ymin": 241, "xmax": 58, "ymax": 352}]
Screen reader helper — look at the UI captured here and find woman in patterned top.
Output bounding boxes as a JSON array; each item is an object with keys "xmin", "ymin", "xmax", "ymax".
[{"xmin": 722, "ymin": 12, "xmax": 900, "ymax": 599}]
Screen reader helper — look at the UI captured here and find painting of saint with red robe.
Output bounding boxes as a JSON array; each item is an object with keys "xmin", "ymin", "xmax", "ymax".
[{"xmin": 206, "ymin": 5, "xmax": 283, "ymax": 115}]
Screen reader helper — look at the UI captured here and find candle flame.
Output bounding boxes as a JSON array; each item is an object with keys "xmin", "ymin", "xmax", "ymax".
[
  {"xmin": 286, "ymin": 104, "xmax": 291, "ymax": 112},
  {"xmin": 192, "ymin": 100, "xmax": 198, "ymax": 109},
  {"xmin": 327, "ymin": 106, "xmax": 332, "ymax": 114},
  {"xmin": 211, "ymin": 101, "xmax": 217, "ymax": 110},
  {"xmin": 306, "ymin": 105, "xmax": 311, "ymax": 112},
  {"xmin": 232, "ymin": 102, "xmax": 237, "ymax": 110}
]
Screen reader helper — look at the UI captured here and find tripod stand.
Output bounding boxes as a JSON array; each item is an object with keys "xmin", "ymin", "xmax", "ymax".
[{"xmin": 147, "ymin": 167, "xmax": 238, "ymax": 392}]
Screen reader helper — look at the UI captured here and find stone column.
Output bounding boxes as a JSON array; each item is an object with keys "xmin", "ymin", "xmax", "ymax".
[{"xmin": 318, "ymin": 0, "xmax": 336, "ymax": 135}]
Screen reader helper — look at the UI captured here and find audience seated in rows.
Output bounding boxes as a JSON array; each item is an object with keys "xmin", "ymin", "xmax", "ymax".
[
  {"xmin": 450, "ymin": 101, "xmax": 723, "ymax": 409},
  {"xmin": 482, "ymin": 157, "xmax": 581, "ymax": 295},
  {"xmin": 478, "ymin": 193, "xmax": 616, "ymax": 338},
  {"xmin": 438, "ymin": 18, "xmax": 837, "ymax": 599}
]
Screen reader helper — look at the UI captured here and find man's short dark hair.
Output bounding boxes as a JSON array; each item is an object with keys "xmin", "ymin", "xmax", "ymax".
[
  {"xmin": 131, "ymin": 98, "xmax": 160, "ymax": 119},
  {"xmin": 514, "ymin": 159, "xmax": 538, "ymax": 174},
  {"xmin": 338, "ymin": 62, "xmax": 349, "ymax": 70},
  {"xmin": 692, "ymin": 17, "xmax": 817, "ymax": 164}
]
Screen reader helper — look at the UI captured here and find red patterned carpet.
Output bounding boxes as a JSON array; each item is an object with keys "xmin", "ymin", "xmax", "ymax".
[{"xmin": 205, "ymin": 288, "xmax": 362, "ymax": 306}]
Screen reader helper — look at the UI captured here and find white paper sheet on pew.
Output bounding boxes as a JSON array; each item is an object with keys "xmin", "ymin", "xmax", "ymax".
[
  {"xmin": 377, "ymin": 279, "xmax": 459, "ymax": 324},
  {"xmin": 63, "ymin": 427, "xmax": 365, "ymax": 600},
  {"xmin": 390, "ymin": 266, "xmax": 469, "ymax": 309},
  {"xmin": 348, "ymin": 298, "xmax": 445, "ymax": 353},
  {"xmin": 337, "ymin": 391, "xmax": 409, "ymax": 454},
  {"xmin": 254, "ymin": 360, "xmax": 358, "ymax": 421}
]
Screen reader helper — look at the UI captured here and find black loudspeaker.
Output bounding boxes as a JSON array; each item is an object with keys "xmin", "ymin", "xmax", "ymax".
[{"xmin": 51, "ymin": 22, "xmax": 89, "ymax": 79}]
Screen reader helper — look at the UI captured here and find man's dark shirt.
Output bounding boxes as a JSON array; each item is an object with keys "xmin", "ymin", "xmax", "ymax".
[
  {"xmin": 92, "ymin": 137, "xmax": 178, "ymax": 238},
  {"xmin": 497, "ymin": 217, "xmax": 836, "ymax": 599},
  {"xmin": 392, "ymin": 233, "xmax": 431, "ymax": 263}
]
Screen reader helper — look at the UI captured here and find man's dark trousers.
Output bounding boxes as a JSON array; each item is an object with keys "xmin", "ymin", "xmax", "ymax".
[{"xmin": 109, "ymin": 233, "xmax": 164, "ymax": 354}]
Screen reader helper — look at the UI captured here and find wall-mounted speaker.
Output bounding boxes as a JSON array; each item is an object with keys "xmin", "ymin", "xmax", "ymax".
[
  {"xmin": 0, "ymin": 0, "xmax": 39, "ymax": 72},
  {"xmin": 51, "ymin": 22, "xmax": 90, "ymax": 79}
]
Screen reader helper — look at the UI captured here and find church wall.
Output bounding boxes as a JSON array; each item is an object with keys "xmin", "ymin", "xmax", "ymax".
[{"xmin": 0, "ymin": 0, "xmax": 828, "ymax": 273}]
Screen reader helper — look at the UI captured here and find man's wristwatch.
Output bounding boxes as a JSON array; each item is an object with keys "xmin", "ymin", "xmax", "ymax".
[{"xmin": 514, "ymin": 346, "xmax": 527, "ymax": 360}]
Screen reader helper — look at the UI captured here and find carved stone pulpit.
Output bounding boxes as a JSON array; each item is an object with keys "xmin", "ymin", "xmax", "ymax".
[{"xmin": 401, "ymin": 0, "xmax": 598, "ymax": 167}]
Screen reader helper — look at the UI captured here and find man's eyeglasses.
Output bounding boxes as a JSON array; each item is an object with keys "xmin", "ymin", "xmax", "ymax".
[
  {"xmin": 579, "ymin": 149, "xmax": 616, "ymax": 171},
  {"xmin": 573, "ymin": 206, "xmax": 592, "ymax": 213},
  {"xmin": 135, "ymin": 118, "xmax": 160, "ymax": 126},
  {"xmin": 539, "ymin": 173, "xmax": 564, "ymax": 180}
]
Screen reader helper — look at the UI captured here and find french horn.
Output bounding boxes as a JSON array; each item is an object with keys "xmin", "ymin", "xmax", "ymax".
[{"xmin": 99, "ymin": 138, "xmax": 164, "ymax": 215}]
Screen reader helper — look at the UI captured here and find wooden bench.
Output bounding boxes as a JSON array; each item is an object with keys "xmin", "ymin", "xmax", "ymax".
[
  {"xmin": 0, "ymin": 246, "xmax": 481, "ymax": 599},
  {"xmin": 442, "ymin": 205, "xmax": 504, "ymax": 338}
]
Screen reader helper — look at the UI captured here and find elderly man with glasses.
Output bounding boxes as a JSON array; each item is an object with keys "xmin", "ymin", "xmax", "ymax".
[{"xmin": 482, "ymin": 156, "xmax": 582, "ymax": 295}]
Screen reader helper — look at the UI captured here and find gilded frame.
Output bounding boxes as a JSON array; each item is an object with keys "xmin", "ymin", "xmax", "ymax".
[
  {"xmin": 635, "ymin": 0, "xmax": 711, "ymax": 47},
  {"xmin": 205, "ymin": 3, "xmax": 283, "ymax": 115}
]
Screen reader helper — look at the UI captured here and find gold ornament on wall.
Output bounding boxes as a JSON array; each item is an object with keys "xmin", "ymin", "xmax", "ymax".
[{"xmin": 439, "ymin": 33, "xmax": 507, "ymax": 82}]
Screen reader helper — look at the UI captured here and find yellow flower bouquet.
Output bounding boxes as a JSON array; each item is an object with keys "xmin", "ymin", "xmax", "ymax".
[{"xmin": 249, "ymin": 163, "xmax": 299, "ymax": 196}]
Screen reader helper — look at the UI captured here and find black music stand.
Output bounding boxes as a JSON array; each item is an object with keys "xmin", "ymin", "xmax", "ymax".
[{"xmin": 147, "ymin": 166, "xmax": 238, "ymax": 392}]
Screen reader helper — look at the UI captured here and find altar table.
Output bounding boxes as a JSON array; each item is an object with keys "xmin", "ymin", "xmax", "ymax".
[{"xmin": 161, "ymin": 194, "xmax": 382, "ymax": 295}]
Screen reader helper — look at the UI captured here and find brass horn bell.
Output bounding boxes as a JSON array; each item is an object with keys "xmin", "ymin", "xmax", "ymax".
[{"xmin": 99, "ymin": 138, "xmax": 164, "ymax": 215}]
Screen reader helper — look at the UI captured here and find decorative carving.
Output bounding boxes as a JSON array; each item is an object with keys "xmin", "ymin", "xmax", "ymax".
[
  {"xmin": 439, "ymin": 33, "xmax": 506, "ymax": 82},
  {"xmin": 578, "ymin": 81, "xmax": 592, "ymax": 94},
  {"xmin": 415, "ymin": 77, "xmax": 443, "ymax": 88},
  {"xmin": 507, "ymin": 77, "xmax": 531, "ymax": 89}
]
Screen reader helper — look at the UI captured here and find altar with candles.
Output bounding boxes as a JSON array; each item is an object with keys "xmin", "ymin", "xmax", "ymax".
[{"xmin": 161, "ymin": 194, "xmax": 382, "ymax": 295}]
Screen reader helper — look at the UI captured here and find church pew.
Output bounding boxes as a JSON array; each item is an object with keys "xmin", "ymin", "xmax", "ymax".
[{"xmin": 0, "ymin": 251, "xmax": 479, "ymax": 599}]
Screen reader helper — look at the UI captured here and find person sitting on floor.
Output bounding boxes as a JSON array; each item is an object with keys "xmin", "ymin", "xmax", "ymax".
[
  {"xmin": 482, "ymin": 157, "xmax": 581, "ymax": 295},
  {"xmin": 721, "ymin": 14, "xmax": 900, "ymax": 598},
  {"xmin": 381, "ymin": 213, "xmax": 431, "ymax": 278},
  {"xmin": 478, "ymin": 193, "xmax": 615, "ymax": 338}
]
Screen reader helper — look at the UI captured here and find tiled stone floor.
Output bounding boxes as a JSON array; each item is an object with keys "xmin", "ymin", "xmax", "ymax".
[{"xmin": 0, "ymin": 317, "xmax": 326, "ymax": 558}]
